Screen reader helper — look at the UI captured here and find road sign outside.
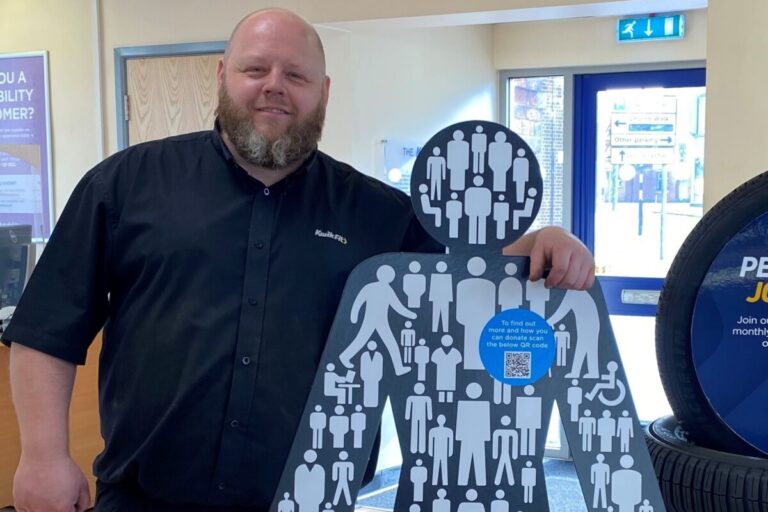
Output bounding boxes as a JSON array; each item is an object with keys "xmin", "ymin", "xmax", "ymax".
[
  {"xmin": 617, "ymin": 14, "xmax": 685, "ymax": 43},
  {"xmin": 611, "ymin": 113, "xmax": 677, "ymax": 134},
  {"xmin": 611, "ymin": 133, "xmax": 676, "ymax": 147},
  {"xmin": 611, "ymin": 147, "xmax": 676, "ymax": 165}
]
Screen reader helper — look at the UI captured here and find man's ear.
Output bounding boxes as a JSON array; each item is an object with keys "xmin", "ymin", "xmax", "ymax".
[
  {"xmin": 216, "ymin": 58, "xmax": 226, "ymax": 90},
  {"xmin": 322, "ymin": 75, "xmax": 331, "ymax": 108}
]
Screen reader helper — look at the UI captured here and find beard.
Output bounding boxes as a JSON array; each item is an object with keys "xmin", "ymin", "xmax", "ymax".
[{"xmin": 216, "ymin": 82, "xmax": 325, "ymax": 170}]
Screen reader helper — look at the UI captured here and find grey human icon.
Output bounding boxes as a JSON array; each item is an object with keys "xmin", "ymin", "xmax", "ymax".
[
  {"xmin": 515, "ymin": 385, "xmax": 542, "ymax": 457},
  {"xmin": 617, "ymin": 410, "xmax": 635, "ymax": 453},
  {"xmin": 471, "ymin": 125, "xmax": 488, "ymax": 175},
  {"xmin": 597, "ymin": 410, "xmax": 617, "ymax": 453},
  {"xmin": 428, "ymin": 414, "xmax": 455, "ymax": 486},
  {"xmin": 521, "ymin": 461, "xmax": 537, "ymax": 504},
  {"xmin": 447, "ymin": 129, "xmax": 470, "ymax": 191},
  {"xmin": 419, "ymin": 183, "xmax": 443, "ymax": 228},
  {"xmin": 414, "ymin": 338, "xmax": 430, "ymax": 381},
  {"xmin": 456, "ymin": 382, "xmax": 490, "ymax": 486},
  {"xmin": 410, "ymin": 458, "xmax": 428, "ymax": 502},
  {"xmin": 512, "ymin": 187, "xmax": 537, "ymax": 230},
  {"xmin": 324, "ymin": 363, "xmax": 355, "ymax": 405},
  {"xmin": 548, "ymin": 289, "xmax": 601, "ymax": 379},
  {"xmin": 493, "ymin": 195, "xmax": 510, "ymax": 239},
  {"xmin": 339, "ymin": 264, "xmax": 415, "ymax": 375},
  {"xmin": 525, "ymin": 278, "xmax": 550, "ymax": 318},
  {"xmin": 586, "ymin": 361, "xmax": 627, "ymax": 407},
  {"xmin": 294, "ymin": 449, "xmax": 326, "ymax": 512},
  {"xmin": 490, "ymin": 489, "xmax": 509, "ymax": 512},
  {"xmin": 324, "ymin": 503, "xmax": 334, "ymax": 512},
  {"xmin": 350, "ymin": 404, "xmax": 367, "ymax": 449},
  {"xmin": 409, "ymin": 505, "xmax": 420, "ymax": 512},
  {"xmin": 488, "ymin": 131, "xmax": 513, "ymax": 192},
  {"xmin": 332, "ymin": 451, "xmax": 354, "ymax": 506},
  {"xmin": 591, "ymin": 453, "xmax": 611, "ymax": 509},
  {"xmin": 433, "ymin": 488, "xmax": 452, "ymax": 512},
  {"xmin": 512, "ymin": 147, "xmax": 530, "ymax": 203},
  {"xmin": 555, "ymin": 324, "xmax": 571, "ymax": 367},
  {"xmin": 611, "ymin": 455, "xmax": 643, "ymax": 512},
  {"xmin": 405, "ymin": 382, "xmax": 433, "ymax": 454},
  {"xmin": 278, "ymin": 492, "xmax": 295, "ymax": 512},
  {"xmin": 464, "ymin": 176, "xmax": 492, "ymax": 245},
  {"xmin": 360, "ymin": 341, "xmax": 383, "ymax": 408},
  {"xmin": 427, "ymin": 146, "xmax": 447, "ymax": 200},
  {"xmin": 403, "ymin": 261, "xmax": 427, "ymax": 309},
  {"xmin": 429, "ymin": 261, "xmax": 453, "ymax": 333},
  {"xmin": 493, "ymin": 380, "xmax": 512, "ymax": 405},
  {"xmin": 446, "ymin": 192, "xmax": 463, "ymax": 239},
  {"xmin": 329, "ymin": 405, "xmax": 350, "ymax": 449},
  {"xmin": 567, "ymin": 379, "xmax": 583, "ymax": 422},
  {"xmin": 431, "ymin": 334, "xmax": 462, "ymax": 403},
  {"xmin": 492, "ymin": 415, "xmax": 519, "ymax": 486},
  {"xmin": 458, "ymin": 489, "xmax": 485, "ymax": 512},
  {"xmin": 310, "ymin": 405, "xmax": 327, "ymax": 449},
  {"xmin": 579, "ymin": 409, "xmax": 597, "ymax": 452},
  {"xmin": 401, "ymin": 321, "xmax": 416, "ymax": 364},
  {"xmin": 498, "ymin": 262, "xmax": 523, "ymax": 311},
  {"xmin": 639, "ymin": 499, "xmax": 654, "ymax": 512},
  {"xmin": 456, "ymin": 257, "xmax": 496, "ymax": 370}
]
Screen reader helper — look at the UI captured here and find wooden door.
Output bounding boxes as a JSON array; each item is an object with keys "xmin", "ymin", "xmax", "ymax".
[{"xmin": 126, "ymin": 53, "xmax": 222, "ymax": 145}]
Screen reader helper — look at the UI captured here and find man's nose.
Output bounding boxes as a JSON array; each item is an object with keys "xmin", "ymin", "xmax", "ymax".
[{"xmin": 263, "ymin": 70, "xmax": 286, "ymax": 95}]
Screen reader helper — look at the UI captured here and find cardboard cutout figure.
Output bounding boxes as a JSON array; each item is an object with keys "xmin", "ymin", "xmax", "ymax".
[{"xmin": 270, "ymin": 121, "xmax": 666, "ymax": 512}]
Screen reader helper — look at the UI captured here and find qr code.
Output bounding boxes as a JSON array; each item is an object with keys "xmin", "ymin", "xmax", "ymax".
[{"xmin": 504, "ymin": 351, "xmax": 531, "ymax": 379}]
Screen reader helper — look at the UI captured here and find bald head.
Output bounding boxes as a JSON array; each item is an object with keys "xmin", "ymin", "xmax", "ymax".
[{"xmin": 225, "ymin": 8, "xmax": 326, "ymax": 75}]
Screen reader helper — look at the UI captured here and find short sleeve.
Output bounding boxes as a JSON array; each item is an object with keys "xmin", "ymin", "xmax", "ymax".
[{"xmin": 1, "ymin": 167, "xmax": 113, "ymax": 364}]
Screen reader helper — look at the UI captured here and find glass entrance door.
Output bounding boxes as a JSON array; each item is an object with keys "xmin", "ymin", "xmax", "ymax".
[{"xmin": 574, "ymin": 68, "xmax": 706, "ymax": 422}]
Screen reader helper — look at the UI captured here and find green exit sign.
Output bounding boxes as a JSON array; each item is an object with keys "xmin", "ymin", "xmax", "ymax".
[{"xmin": 617, "ymin": 14, "xmax": 685, "ymax": 43}]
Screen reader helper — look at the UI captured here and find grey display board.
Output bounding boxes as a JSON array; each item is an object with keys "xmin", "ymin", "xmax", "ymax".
[{"xmin": 270, "ymin": 121, "xmax": 665, "ymax": 512}]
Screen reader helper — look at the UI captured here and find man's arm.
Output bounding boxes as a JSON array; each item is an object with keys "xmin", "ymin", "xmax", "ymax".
[
  {"xmin": 9, "ymin": 343, "xmax": 90, "ymax": 512},
  {"xmin": 504, "ymin": 226, "xmax": 595, "ymax": 290}
]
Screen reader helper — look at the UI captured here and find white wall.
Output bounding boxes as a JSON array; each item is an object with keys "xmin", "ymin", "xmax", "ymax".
[
  {"xmin": 321, "ymin": 25, "xmax": 496, "ymax": 177},
  {"xmin": 704, "ymin": 0, "xmax": 768, "ymax": 207},
  {"xmin": 493, "ymin": 9, "xmax": 707, "ymax": 69}
]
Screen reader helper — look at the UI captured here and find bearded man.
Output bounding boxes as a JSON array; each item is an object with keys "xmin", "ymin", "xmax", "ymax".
[{"xmin": 4, "ymin": 8, "xmax": 594, "ymax": 512}]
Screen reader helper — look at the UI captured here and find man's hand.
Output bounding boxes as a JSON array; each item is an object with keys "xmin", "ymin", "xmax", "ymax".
[
  {"xmin": 504, "ymin": 226, "xmax": 595, "ymax": 290},
  {"xmin": 13, "ymin": 455, "xmax": 90, "ymax": 512}
]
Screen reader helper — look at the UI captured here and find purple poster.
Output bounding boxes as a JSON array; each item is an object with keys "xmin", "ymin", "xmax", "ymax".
[{"xmin": 0, "ymin": 52, "xmax": 53, "ymax": 241}]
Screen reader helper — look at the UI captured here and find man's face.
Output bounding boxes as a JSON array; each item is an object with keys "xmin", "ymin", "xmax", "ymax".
[{"xmin": 216, "ymin": 12, "xmax": 330, "ymax": 169}]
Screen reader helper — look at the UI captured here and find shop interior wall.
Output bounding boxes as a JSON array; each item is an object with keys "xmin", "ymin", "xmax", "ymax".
[
  {"xmin": 493, "ymin": 9, "xmax": 707, "ymax": 69},
  {"xmin": 704, "ymin": 0, "xmax": 768, "ymax": 207},
  {"xmin": 0, "ymin": 0, "xmax": 102, "ymax": 219}
]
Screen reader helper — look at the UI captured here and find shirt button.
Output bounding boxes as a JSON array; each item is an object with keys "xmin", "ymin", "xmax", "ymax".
[
  {"xmin": 263, "ymin": 187, "xmax": 270, "ymax": 196},
  {"xmin": 248, "ymin": 298, "xmax": 258, "ymax": 306},
  {"xmin": 217, "ymin": 482, "xmax": 226, "ymax": 491},
  {"xmin": 230, "ymin": 419, "xmax": 240, "ymax": 428},
  {"xmin": 241, "ymin": 356, "xmax": 251, "ymax": 365},
  {"xmin": 255, "ymin": 241, "xmax": 264, "ymax": 249}
]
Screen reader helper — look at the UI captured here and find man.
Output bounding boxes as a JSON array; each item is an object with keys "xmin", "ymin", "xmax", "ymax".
[{"xmin": 5, "ymin": 8, "xmax": 594, "ymax": 512}]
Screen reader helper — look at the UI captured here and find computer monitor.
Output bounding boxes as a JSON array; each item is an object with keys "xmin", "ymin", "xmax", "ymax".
[{"xmin": 0, "ymin": 225, "xmax": 34, "ymax": 309}]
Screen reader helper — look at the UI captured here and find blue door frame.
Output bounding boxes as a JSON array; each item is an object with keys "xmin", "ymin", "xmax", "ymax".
[{"xmin": 572, "ymin": 67, "xmax": 706, "ymax": 315}]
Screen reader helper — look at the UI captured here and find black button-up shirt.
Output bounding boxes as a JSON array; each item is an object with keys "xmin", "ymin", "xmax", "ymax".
[{"xmin": 2, "ymin": 128, "xmax": 440, "ymax": 508}]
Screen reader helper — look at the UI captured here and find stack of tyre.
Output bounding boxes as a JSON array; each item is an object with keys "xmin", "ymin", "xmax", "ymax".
[{"xmin": 647, "ymin": 172, "xmax": 768, "ymax": 511}]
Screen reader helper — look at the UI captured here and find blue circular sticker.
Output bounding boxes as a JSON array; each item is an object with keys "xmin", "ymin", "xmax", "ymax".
[
  {"xmin": 479, "ymin": 309, "xmax": 555, "ymax": 386},
  {"xmin": 692, "ymin": 211, "xmax": 768, "ymax": 454}
]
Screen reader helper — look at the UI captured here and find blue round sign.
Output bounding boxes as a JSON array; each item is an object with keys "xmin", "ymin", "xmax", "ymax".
[
  {"xmin": 479, "ymin": 309, "xmax": 555, "ymax": 386},
  {"xmin": 691, "ymin": 211, "xmax": 768, "ymax": 454}
]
